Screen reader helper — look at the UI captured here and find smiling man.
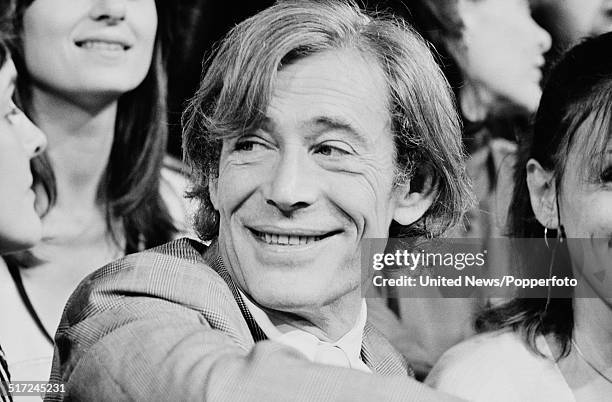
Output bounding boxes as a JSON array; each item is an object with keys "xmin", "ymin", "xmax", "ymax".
[{"xmin": 48, "ymin": 1, "xmax": 470, "ymax": 401}]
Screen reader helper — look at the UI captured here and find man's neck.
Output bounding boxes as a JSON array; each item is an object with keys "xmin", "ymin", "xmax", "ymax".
[
  {"xmin": 259, "ymin": 290, "xmax": 364, "ymax": 342},
  {"xmin": 29, "ymin": 87, "xmax": 118, "ymax": 210}
]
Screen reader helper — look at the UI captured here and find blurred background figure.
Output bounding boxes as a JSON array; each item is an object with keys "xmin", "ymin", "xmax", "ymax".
[
  {"xmin": 531, "ymin": 0, "xmax": 612, "ymax": 59},
  {"xmin": 0, "ymin": 0, "xmax": 192, "ymax": 383},
  {"xmin": 165, "ymin": 0, "xmax": 274, "ymax": 156},
  {"xmin": 427, "ymin": 31, "xmax": 612, "ymax": 401},
  {"xmin": 368, "ymin": 0, "xmax": 551, "ymax": 377},
  {"xmin": 0, "ymin": 0, "xmax": 47, "ymax": 397}
]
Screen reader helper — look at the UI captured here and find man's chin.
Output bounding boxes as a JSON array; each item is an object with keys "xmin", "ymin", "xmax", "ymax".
[
  {"xmin": 246, "ymin": 272, "xmax": 360, "ymax": 310},
  {"xmin": 247, "ymin": 278, "xmax": 339, "ymax": 308}
]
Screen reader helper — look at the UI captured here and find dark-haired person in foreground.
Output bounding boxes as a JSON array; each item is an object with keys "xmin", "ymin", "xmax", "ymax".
[
  {"xmin": 1, "ymin": 47, "xmax": 46, "ymax": 402},
  {"xmin": 47, "ymin": 1, "xmax": 471, "ymax": 400},
  {"xmin": 427, "ymin": 32, "xmax": 612, "ymax": 401},
  {"xmin": 0, "ymin": 1, "xmax": 47, "ymax": 399}
]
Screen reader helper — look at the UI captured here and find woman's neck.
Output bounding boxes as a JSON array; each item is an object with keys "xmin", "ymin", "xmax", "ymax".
[
  {"xmin": 459, "ymin": 82, "xmax": 490, "ymax": 123},
  {"xmin": 573, "ymin": 296, "xmax": 612, "ymax": 365},
  {"xmin": 29, "ymin": 87, "xmax": 118, "ymax": 210}
]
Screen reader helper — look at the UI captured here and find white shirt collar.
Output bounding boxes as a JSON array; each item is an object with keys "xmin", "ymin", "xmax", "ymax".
[{"xmin": 238, "ymin": 289, "xmax": 370, "ymax": 373}]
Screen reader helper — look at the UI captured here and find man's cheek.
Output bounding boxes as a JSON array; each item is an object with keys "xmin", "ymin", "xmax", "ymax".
[
  {"xmin": 218, "ymin": 168, "xmax": 261, "ymax": 210},
  {"xmin": 327, "ymin": 177, "xmax": 379, "ymax": 228}
]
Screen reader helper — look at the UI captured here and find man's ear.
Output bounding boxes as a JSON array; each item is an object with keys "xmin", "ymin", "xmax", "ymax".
[
  {"xmin": 208, "ymin": 176, "xmax": 220, "ymax": 211},
  {"xmin": 392, "ymin": 165, "xmax": 437, "ymax": 226},
  {"xmin": 526, "ymin": 159, "xmax": 557, "ymax": 228}
]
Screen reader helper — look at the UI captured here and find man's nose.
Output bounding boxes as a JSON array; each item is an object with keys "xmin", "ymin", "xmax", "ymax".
[{"xmin": 263, "ymin": 147, "xmax": 318, "ymax": 214}]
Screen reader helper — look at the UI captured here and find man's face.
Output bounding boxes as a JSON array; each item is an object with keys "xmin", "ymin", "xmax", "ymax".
[{"xmin": 211, "ymin": 49, "xmax": 401, "ymax": 313}]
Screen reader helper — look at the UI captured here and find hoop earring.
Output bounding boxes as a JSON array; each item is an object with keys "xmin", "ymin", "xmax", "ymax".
[
  {"xmin": 543, "ymin": 226, "xmax": 563, "ymax": 314},
  {"xmin": 543, "ymin": 188, "xmax": 567, "ymax": 317},
  {"xmin": 555, "ymin": 190, "xmax": 566, "ymax": 243},
  {"xmin": 557, "ymin": 225, "xmax": 566, "ymax": 243}
]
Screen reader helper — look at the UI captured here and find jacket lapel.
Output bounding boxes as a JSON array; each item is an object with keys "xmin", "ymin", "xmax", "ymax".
[
  {"xmin": 205, "ymin": 242, "xmax": 268, "ymax": 342},
  {"xmin": 361, "ymin": 322, "xmax": 415, "ymax": 377}
]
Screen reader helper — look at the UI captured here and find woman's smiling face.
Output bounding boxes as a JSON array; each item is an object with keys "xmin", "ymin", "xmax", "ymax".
[{"xmin": 21, "ymin": 0, "xmax": 158, "ymax": 106}]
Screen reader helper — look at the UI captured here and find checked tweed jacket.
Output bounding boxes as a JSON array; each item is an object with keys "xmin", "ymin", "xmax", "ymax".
[{"xmin": 46, "ymin": 238, "xmax": 459, "ymax": 402}]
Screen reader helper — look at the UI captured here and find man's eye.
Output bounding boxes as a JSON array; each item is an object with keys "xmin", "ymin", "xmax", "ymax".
[
  {"xmin": 314, "ymin": 142, "xmax": 352, "ymax": 157},
  {"xmin": 234, "ymin": 138, "xmax": 267, "ymax": 152}
]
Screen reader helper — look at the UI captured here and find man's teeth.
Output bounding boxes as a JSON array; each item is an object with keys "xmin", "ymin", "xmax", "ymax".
[
  {"xmin": 257, "ymin": 232, "xmax": 323, "ymax": 245},
  {"xmin": 79, "ymin": 41, "xmax": 125, "ymax": 51}
]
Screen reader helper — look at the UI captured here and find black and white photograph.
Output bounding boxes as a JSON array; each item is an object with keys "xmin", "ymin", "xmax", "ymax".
[{"xmin": 0, "ymin": 0, "xmax": 611, "ymax": 401}]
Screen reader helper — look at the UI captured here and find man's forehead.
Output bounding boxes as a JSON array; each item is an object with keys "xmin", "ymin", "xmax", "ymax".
[
  {"xmin": 273, "ymin": 49, "xmax": 386, "ymax": 98},
  {"xmin": 266, "ymin": 49, "xmax": 390, "ymax": 138}
]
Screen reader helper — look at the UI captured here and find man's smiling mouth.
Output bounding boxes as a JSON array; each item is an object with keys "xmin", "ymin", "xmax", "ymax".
[{"xmin": 248, "ymin": 228, "xmax": 342, "ymax": 246}]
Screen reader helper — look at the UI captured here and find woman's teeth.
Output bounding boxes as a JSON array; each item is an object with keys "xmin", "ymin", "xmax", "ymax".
[{"xmin": 78, "ymin": 41, "xmax": 125, "ymax": 51}]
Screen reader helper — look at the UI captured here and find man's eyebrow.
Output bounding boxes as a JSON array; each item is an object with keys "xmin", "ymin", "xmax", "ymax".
[
  {"xmin": 259, "ymin": 116, "xmax": 276, "ymax": 133},
  {"xmin": 306, "ymin": 116, "xmax": 367, "ymax": 144},
  {"xmin": 258, "ymin": 115, "xmax": 370, "ymax": 145}
]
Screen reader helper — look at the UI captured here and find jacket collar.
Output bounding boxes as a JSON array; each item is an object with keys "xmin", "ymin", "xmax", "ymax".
[{"xmin": 203, "ymin": 240, "xmax": 413, "ymax": 377}]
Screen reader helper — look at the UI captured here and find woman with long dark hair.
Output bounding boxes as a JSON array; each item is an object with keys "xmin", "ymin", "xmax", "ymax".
[
  {"xmin": 0, "ymin": 0, "xmax": 191, "ymax": 382},
  {"xmin": 427, "ymin": 32, "xmax": 612, "ymax": 401}
]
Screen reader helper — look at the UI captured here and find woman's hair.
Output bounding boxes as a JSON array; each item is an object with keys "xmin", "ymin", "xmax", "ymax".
[
  {"xmin": 476, "ymin": 32, "xmax": 612, "ymax": 357},
  {"xmin": 0, "ymin": 0, "xmax": 15, "ymax": 66},
  {"xmin": 11, "ymin": 0, "xmax": 178, "ymax": 254},
  {"xmin": 395, "ymin": 0, "xmax": 464, "ymax": 100},
  {"xmin": 182, "ymin": 0, "xmax": 472, "ymax": 241}
]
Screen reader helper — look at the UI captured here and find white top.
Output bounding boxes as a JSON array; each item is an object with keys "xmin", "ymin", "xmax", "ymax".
[
  {"xmin": 239, "ymin": 290, "xmax": 371, "ymax": 373},
  {"xmin": 426, "ymin": 330, "xmax": 575, "ymax": 402},
  {"xmin": 0, "ymin": 160, "xmax": 195, "ymax": 391}
]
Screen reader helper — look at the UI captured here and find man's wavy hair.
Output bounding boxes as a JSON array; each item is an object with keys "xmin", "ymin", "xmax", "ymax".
[{"xmin": 183, "ymin": 0, "xmax": 472, "ymax": 242}]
